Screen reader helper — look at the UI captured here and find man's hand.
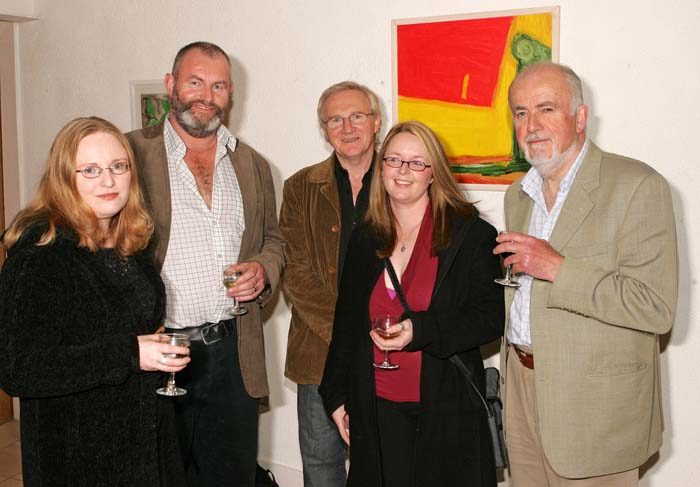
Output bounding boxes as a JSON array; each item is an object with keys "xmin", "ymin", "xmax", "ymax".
[
  {"xmin": 494, "ymin": 231, "xmax": 563, "ymax": 282},
  {"xmin": 224, "ymin": 261, "xmax": 268, "ymax": 301}
]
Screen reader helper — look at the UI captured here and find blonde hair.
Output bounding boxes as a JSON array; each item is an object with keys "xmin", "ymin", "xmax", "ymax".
[
  {"xmin": 3, "ymin": 117, "xmax": 153, "ymax": 256},
  {"xmin": 366, "ymin": 121, "xmax": 476, "ymax": 258}
]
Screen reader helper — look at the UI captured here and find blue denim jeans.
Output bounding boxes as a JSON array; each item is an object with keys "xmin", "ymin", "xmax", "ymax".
[{"xmin": 297, "ymin": 384, "xmax": 347, "ymax": 487}]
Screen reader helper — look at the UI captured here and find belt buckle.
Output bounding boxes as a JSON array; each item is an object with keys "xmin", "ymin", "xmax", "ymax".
[{"xmin": 200, "ymin": 322, "xmax": 223, "ymax": 345}]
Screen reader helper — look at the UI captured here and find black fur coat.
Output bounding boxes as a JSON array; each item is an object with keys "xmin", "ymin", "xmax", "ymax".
[{"xmin": 0, "ymin": 225, "xmax": 185, "ymax": 487}]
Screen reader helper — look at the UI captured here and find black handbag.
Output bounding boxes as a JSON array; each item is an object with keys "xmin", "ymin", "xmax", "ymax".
[
  {"xmin": 382, "ymin": 258, "xmax": 509, "ymax": 469},
  {"xmin": 255, "ymin": 464, "xmax": 279, "ymax": 486}
]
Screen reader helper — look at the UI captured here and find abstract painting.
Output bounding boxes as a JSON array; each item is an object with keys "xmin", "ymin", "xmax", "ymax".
[{"xmin": 393, "ymin": 7, "xmax": 559, "ymax": 188}]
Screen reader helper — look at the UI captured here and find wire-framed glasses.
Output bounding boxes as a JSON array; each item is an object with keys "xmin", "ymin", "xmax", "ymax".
[
  {"xmin": 324, "ymin": 112, "xmax": 374, "ymax": 130},
  {"xmin": 76, "ymin": 161, "xmax": 131, "ymax": 179}
]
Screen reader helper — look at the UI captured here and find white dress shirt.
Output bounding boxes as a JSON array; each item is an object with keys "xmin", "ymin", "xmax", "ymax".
[{"xmin": 161, "ymin": 118, "xmax": 245, "ymax": 328}]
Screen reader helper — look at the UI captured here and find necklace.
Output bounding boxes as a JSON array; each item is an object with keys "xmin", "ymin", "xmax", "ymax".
[{"xmin": 398, "ymin": 222, "xmax": 421, "ymax": 253}]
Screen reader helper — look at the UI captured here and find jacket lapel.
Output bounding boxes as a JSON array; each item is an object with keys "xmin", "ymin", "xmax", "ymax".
[
  {"xmin": 507, "ymin": 185, "xmax": 533, "ymax": 234},
  {"xmin": 315, "ymin": 154, "xmax": 341, "ymax": 219},
  {"xmin": 548, "ymin": 143, "xmax": 602, "ymax": 251},
  {"xmin": 138, "ymin": 130, "xmax": 172, "ymax": 268},
  {"xmin": 228, "ymin": 145, "xmax": 257, "ymax": 261}
]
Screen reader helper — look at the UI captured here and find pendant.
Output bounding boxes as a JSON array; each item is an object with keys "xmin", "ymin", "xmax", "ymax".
[{"xmin": 400, "ymin": 243, "xmax": 406, "ymax": 252}]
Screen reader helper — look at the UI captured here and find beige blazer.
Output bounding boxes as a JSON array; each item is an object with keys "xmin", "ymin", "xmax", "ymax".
[
  {"xmin": 126, "ymin": 123, "xmax": 285, "ymax": 398},
  {"xmin": 501, "ymin": 143, "xmax": 678, "ymax": 478}
]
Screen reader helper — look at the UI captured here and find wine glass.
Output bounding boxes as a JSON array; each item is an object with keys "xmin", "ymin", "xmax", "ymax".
[
  {"xmin": 223, "ymin": 270, "xmax": 248, "ymax": 316},
  {"xmin": 495, "ymin": 232, "xmax": 520, "ymax": 288},
  {"xmin": 372, "ymin": 315, "xmax": 400, "ymax": 370},
  {"xmin": 494, "ymin": 252, "xmax": 520, "ymax": 288},
  {"xmin": 156, "ymin": 333, "xmax": 190, "ymax": 397}
]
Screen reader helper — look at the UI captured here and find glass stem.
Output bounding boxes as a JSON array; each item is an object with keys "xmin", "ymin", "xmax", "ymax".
[
  {"xmin": 504, "ymin": 265, "xmax": 513, "ymax": 281},
  {"xmin": 168, "ymin": 372, "xmax": 176, "ymax": 391}
]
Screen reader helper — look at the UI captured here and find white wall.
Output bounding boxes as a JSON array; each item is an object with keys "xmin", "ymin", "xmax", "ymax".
[{"xmin": 11, "ymin": 1, "xmax": 700, "ymax": 485}]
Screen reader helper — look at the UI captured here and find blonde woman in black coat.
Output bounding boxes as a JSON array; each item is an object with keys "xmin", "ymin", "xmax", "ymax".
[
  {"xmin": 320, "ymin": 121, "xmax": 504, "ymax": 487},
  {"xmin": 0, "ymin": 117, "xmax": 190, "ymax": 487}
]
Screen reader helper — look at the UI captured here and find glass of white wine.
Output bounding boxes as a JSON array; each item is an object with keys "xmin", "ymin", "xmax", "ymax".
[
  {"xmin": 156, "ymin": 333, "xmax": 190, "ymax": 397},
  {"xmin": 372, "ymin": 315, "xmax": 400, "ymax": 370},
  {"xmin": 223, "ymin": 270, "xmax": 248, "ymax": 316}
]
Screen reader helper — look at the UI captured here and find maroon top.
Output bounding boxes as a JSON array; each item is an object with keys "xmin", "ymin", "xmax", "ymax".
[{"xmin": 370, "ymin": 205, "xmax": 438, "ymax": 402}]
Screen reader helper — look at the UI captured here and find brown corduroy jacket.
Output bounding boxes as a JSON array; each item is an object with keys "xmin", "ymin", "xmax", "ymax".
[{"xmin": 280, "ymin": 154, "xmax": 343, "ymax": 384}]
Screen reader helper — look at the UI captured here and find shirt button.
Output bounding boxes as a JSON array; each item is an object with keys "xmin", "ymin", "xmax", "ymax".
[{"xmin": 331, "ymin": 225, "xmax": 340, "ymax": 233}]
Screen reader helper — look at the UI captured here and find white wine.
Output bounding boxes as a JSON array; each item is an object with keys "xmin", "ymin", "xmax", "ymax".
[{"xmin": 375, "ymin": 329, "xmax": 398, "ymax": 339}]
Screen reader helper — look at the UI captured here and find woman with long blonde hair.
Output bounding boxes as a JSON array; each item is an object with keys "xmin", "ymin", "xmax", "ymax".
[
  {"xmin": 320, "ymin": 121, "xmax": 504, "ymax": 486},
  {"xmin": 0, "ymin": 117, "xmax": 189, "ymax": 487}
]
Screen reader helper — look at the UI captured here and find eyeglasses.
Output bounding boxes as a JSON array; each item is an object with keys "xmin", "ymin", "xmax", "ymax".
[
  {"xmin": 382, "ymin": 157, "xmax": 431, "ymax": 172},
  {"xmin": 324, "ymin": 112, "xmax": 374, "ymax": 130},
  {"xmin": 76, "ymin": 162, "xmax": 131, "ymax": 179}
]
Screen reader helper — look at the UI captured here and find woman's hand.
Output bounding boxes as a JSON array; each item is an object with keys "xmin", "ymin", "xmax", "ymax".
[
  {"xmin": 137, "ymin": 334, "xmax": 191, "ymax": 372},
  {"xmin": 332, "ymin": 405, "xmax": 350, "ymax": 445},
  {"xmin": 370, "ymin": 318, "xmax": 413, "ymax": 351}
]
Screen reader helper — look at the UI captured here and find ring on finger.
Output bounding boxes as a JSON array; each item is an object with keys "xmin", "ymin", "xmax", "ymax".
[
  {"xmin": 399, "ymin": 322, "xmax": 406, "ymax": 331},
  {"xmin": 160, "ymin": 355, "xmax": 167, "ymax": 365}
]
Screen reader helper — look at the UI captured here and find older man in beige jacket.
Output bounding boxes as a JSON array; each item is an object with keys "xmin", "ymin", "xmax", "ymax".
[{"xmin": 494, "ymin": 62, "xmax": 677, "ymax": 486}]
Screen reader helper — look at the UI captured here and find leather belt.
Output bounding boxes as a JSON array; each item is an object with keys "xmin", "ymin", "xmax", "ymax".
[
  {"xmin": 512, "ymin": 345, "xmax": 534, "ymax": 369},
  {"xmin": 165, "ymin": 318, "xmax": 235, "ymax": 346}
]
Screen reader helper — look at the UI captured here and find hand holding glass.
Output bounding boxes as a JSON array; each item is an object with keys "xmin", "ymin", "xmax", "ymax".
[
  {"xmin": 156, "ymin": 333, "xmax": 190, "ymax": 397},
  {"xmin": 495, "ymin": 233, "xmax": 520, "ymax": 288},
  {"xmin": 372, "ymin": 315, "xmax": 400, "ymax": 370},
  {"xmin": 223, "ymin": 270, "xmax": 248, "ymax": 316}
]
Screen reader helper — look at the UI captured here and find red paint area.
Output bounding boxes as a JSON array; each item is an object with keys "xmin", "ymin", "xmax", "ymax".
[{"xmin": 397, "ymin": 17, "xmax": 513, "ymax": 106}]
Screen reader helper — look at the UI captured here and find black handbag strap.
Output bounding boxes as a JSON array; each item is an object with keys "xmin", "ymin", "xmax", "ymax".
[
  {"xmin": 381, "ymin": 258, "xmax": 492, "ymax": 416},
  {"xmin": 382, "ymin": 257, "xmax": 411, "ymax": 315}
]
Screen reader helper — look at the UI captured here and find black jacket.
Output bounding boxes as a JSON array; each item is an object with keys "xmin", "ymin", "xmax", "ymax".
[
  {"xmin": 319, "ymin": 213, "xmax": 504, "ymax": 487},
  {"xmin": 0, "ymin": 225, "xmax": 185, "ymax": 487}
]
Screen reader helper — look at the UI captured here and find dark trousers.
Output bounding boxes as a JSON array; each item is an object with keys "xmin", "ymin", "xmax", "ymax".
[
  {"xmin": 376, "ymin": 397, "xmax": 422, "ymax": 487},
  {"xmin": 173, "ymin": 325, "xmax": 259, "ymax": 487}
]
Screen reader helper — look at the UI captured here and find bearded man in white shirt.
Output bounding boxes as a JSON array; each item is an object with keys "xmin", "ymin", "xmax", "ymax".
[{"xmin": 127, "ymin": 41, "xmax": 284, "ymax": 487}]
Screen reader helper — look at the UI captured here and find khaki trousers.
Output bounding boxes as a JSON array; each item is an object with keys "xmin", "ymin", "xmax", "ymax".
[{"xmin": 504, "ymin": 347, "xmax": 638, "ymax": 487}]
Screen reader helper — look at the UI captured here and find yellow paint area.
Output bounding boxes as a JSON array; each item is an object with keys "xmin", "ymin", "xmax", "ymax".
[{"xmin": 398, "ymin": 13, "xmax": 552, "ymax": 160}]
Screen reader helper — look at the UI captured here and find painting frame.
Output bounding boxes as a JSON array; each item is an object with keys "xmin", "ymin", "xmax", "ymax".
[
  {"xmin": 129, "ymin": 80, "xmax": 170, "ymax": 130},
  {"xmin": 392, "ymin": 6, "xmax": 560, "ymax": 190}
]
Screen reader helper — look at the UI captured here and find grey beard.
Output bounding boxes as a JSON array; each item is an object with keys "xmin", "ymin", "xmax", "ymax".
[{"xmin": 175, "ymin": 108, "xmax": 222, "ymax": 138}]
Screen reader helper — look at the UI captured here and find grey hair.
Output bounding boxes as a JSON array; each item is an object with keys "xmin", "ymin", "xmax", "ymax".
[
  {"xmin": 317, "ymin": 81, "xmax": 382, "ymax": 131},
  {"xmin": 510, "ymin": 61, "xmax": 584, "ymax": 114}
]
